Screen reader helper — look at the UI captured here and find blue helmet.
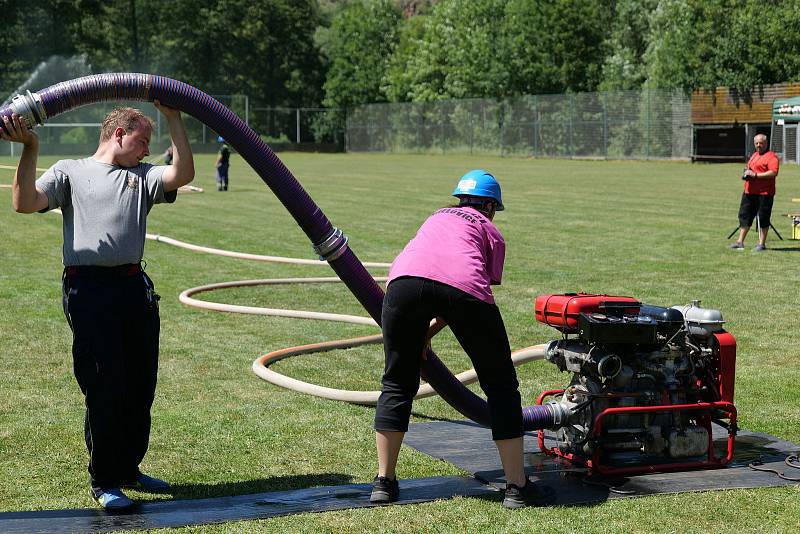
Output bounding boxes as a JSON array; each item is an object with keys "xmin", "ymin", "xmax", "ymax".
[
  {"xmin": 452, "ymin": 169, "xmax": 504, "ymax": 211},
  {"xmin": 217, "ymin": 136, "xmax": 225, "ymax": 143}
]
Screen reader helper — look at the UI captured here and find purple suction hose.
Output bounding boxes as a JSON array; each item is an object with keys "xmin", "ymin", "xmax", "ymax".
[{"xmin": 0, "ymin": 73, "xmax": 554, "ymax": 431}]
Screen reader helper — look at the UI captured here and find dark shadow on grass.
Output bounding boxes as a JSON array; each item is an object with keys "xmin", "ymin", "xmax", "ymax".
[
  {"xmin": 766, "ymin": 246, "xmax": 800, "ymax": 252},
  {"xmin": 409, "ymin": 411, "xmax": 474, "ymax": 425},
  {"xmin": 0, "ymin": 506, "xmax": 135, "ymax": 521},
  {"xmin": 165, "ymin": 472, "xmax": 355, "ymax": 500}
]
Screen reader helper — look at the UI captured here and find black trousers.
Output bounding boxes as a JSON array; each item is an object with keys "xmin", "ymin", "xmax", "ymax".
[
  {"xmin": 374, "ymin": 276, "xmax": 523, "ymax": 441},
  {"xmin": 62, "ymin": 267, "xmax": 160, "ymax": 489}
]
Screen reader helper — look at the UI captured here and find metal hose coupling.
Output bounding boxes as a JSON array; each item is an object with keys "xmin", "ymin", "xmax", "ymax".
[
  {"xmin": 312, "ymin": 227, "xmax": 349, "ymax": 262},
  {"xmin": 521, "ymin": 400, "xmax": 572, "ymax": 431},
  {"xmin": 9, "ymin": 91, "xmax": 47, "ymax": 129},
  {"xmin": 545, "ymin": 399, "xmax": 572, "ymax": 428}
]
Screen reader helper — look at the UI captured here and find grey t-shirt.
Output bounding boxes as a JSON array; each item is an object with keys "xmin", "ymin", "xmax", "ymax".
[{"xmin": 36, "ymin": 158, "xmax": 176, "ymax": 267}]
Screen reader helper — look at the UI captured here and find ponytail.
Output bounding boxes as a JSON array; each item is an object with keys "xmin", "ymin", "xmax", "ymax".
[{"xmin": 458, "ymin": 197, "xmax": 497, "ymax": 217}]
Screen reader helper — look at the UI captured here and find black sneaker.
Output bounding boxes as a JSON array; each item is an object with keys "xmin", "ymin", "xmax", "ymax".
[
  {"xmin": 502, "ymin": 478, "xmax": 554, "ymax": 509},
  {"xmin": 369, "ymin": 475, "xmax": 399, "ymax": 504}
]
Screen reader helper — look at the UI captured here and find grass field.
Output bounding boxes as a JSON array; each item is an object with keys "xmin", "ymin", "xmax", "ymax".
[{"xmin": 1, "ymin": 152, "xmax": 799, "ymax": 533}]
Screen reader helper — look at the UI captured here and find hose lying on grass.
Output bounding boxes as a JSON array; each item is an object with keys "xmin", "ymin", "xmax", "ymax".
[{"xmin": 147, "ymin": 232, "xmax": 547, "ymax": 405}]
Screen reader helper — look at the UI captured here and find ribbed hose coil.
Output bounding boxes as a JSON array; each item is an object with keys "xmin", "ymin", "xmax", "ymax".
[{"xmin": 0, "ymin": 73, "xmax": 555, "ymax": 431}]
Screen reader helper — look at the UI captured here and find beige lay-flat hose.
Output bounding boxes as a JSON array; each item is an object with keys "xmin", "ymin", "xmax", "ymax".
[
  {"xmin": 29, "ymin": 219, "xmax": 546, "ymax": 404},
  {"xmin": 252, "ymin": 341, "xmax": 546, "ymax": 405},
  {"xmin": 151, "ymin": 233, "xmax": 546, "ymax": 403}
]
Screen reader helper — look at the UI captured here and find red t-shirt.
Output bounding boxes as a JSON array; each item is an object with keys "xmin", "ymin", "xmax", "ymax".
[{"xmin": 744, "ymin": 150, "xmax": 779, "ymax": 195}]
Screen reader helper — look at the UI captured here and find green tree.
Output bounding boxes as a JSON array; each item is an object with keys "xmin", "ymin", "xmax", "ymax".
[
  {"xmin": 382, "ymin": 13, "xmax": 427, "ymax": 102},
  {"xmin": 322, "ymin": 0, "xmax": 402, "ymax": 109},
  {"xmin": 504, "ymin": 0, "xmax": 611, "ymax": 95},
  {"xmin": 644, "ymin": 0, "xmax": 800, "ymax": 93},
  {"xmin": 714, "ymin": 0, "xmax": 800, "ymax": 93},
  {"xmin": 73, "ymin": 0, "xmax": 160, "ymax": 73},
  {"xmin": 501, "ymin": 0, "xmax": 560, "ymax": 96},
  {"xmin": 0, "ymin": 0, "xmax": 88, "ymax": 99},
  {"xmin": 646, "ymin": 0, "xmax": 727, "ymax": 91},
  {"xmin": 394, "ymin": 0, "xmax": 510, "ymax": 101},
  {"xmin": 599, "ymin": 0, "xmax": 658, "ymax": 91},
  {"xmin": 383, "ymin": 0, "xmax": 611, "ymax": 102},
  {"xmin": 70, "ymin": 0, "xmax": 324, "ymax": 107}
]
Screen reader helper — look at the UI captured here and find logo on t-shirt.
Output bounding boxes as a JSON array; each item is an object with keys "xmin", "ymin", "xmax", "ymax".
[
  {"xmin": 436, "ymin": 207, "xmax": 486, "ymax": 224},
  {"xmin": 126, "ymin": 174, "xmax": 139, "ymax": 190}
]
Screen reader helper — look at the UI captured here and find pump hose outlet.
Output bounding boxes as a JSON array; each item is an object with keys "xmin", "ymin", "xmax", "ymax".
[
  {"xmin": 0, "ymin": 73, "xmax": 545, "ymax": 429},
  {"xmin": 522, "ymin": 401, "xmax": 572, "ymax": 431}
]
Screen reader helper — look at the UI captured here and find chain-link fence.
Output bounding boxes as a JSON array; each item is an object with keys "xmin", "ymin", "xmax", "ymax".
[
  {"xmin": 771, "ymin": 122, "xmax": 796, "ymax": 163},
  {"xmin": 8, "ymin": 95, "xmax": 250, "ymax": 157},
  {"xmin": 8, "ymin": 97, "xmax": 349, "ymax": 157},
  {"xmin": 346, "ymin": 89, "xmax": 692, "ymax": 160},
  {"xmin": 248, "ymin": 107, "xmax": 344, "ymax": 148},
  {"xmin": 10, "ymin": 87, "xmax": 691, "ymax": 159}
]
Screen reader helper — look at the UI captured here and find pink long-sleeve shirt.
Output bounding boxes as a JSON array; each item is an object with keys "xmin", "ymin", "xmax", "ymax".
[{"xmin": 387, "ymin": 206, "xmax": 506, "ymax": 304}]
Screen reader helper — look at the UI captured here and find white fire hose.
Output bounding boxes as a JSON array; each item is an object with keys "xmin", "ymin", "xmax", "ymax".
[{"xmin": 148, "ymin": 233, "xmax": 546, "ymax": 405}]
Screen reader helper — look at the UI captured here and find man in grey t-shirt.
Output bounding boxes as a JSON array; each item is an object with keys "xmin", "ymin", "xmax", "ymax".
[{"xmin": 2, "ymin": 102, "xmax": 194, "ymax": 510}]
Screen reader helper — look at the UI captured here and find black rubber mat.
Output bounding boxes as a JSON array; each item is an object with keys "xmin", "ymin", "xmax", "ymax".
[
  {"xmin": 0, "ymin": 476, "xmax": 496, "ymax": 533},
  {"xmin": 405, "ymin": 420, "xmax": 800, "ymax": 505}
]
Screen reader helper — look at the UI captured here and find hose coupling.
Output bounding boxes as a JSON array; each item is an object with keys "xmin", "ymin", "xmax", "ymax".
[
  {"xmin": 544, "ymin": 399, "xmax": 572, "ymax": 428},
  {"xmin": 312, "ymin": 227, "xmax": 349, "ymax": 262},
  {"xmin": 10, "ymin": 91, "xmax": 47, "ymax": 129}
]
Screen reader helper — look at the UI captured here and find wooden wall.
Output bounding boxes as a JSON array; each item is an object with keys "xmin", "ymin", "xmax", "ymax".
[{"xmin": 691, "ymin": 82, "xmax": 800, "ymax": 124}]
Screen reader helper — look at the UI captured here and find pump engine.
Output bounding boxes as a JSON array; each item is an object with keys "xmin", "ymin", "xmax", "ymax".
[{"xmin": 533, "ymin": 294, "xmax": 737, "ymax": 475}]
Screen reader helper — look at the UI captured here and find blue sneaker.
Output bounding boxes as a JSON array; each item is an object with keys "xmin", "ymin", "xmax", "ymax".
[
  {"xmin": 123, "ymin": 473, "xmax": 171, "ymax": 493},
  {"xmin": 90, "ymin": 487, "xmax": 134, "ymax": 510},
  {"xmin": 753, "ymin": 244, "xmax": 767, "ymax": 252}
]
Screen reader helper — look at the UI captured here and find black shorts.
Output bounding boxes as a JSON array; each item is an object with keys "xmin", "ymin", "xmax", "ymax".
[{"xmin": 738, "ymin": 193, "xmax": 774, "ymax": 228}]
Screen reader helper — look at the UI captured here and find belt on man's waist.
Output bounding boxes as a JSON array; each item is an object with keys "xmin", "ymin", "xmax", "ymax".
[{"xmin": 64, "ymin": 263, "xmax": 142, "ymax": 278}]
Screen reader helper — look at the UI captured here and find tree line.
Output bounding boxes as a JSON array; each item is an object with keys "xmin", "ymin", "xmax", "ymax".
[{"xmin": 3, "ymin": 0, "xmax": 800, "ymax": 133}]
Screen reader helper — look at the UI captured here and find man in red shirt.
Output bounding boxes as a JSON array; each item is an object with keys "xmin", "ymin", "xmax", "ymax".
[{"xmin": 729, "ymin": 134, "xmax": 780, "ymax": 251}]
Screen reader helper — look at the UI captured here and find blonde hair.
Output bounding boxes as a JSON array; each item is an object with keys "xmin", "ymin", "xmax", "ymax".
[{"xmin": 99, "ymin": 107, "xmax": 154, "ymax": 142}]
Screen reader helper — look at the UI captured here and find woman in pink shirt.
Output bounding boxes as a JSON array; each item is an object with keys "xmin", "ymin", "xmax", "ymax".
[{"xmin": 370, "ymin": 170, "xmax": 549, "ymax": 509}]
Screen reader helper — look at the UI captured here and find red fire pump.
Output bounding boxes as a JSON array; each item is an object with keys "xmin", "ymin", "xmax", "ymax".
[{"xmin": 532, "ymin": 293, "xmax": 737, "ymax": 476}]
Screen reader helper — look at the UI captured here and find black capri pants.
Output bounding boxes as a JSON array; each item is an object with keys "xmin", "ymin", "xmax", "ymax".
[
  {"xmin": 374, "ymin": 276, "xmax": 523, "ymax": 441},
  {"xmin": 738, "ymin": 193, "xmax": 774, "ymax": 228}
]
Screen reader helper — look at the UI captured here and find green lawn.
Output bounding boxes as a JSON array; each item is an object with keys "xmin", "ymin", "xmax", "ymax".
[{"xmin": 1, "ymin": 152, "xmax": 799, "ymax": 533}]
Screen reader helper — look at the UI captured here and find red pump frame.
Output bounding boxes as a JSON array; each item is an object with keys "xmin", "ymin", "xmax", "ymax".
[{"xmin": 535, "ymin": 333, "xmax": 738, "ymax": 476}]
